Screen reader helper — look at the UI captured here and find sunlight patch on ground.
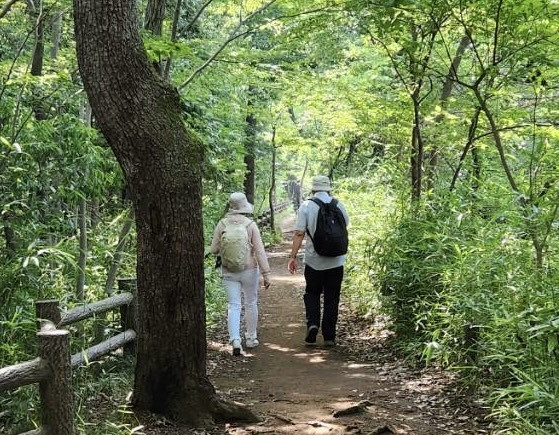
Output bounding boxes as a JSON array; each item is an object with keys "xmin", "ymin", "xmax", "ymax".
[
  {"xmin": 346, "ymin": 362, "xmax": 374, "ymax": 369},
  {"xmin": 343, "ymin": 372, "xmax": 377, "ymax": 380},
  {"xmin": 293, "ymin": 350, "xmax": 329, "ymax": 362},
  {"xmin": 207, "ymin": 340, "xmax": 229, "ymax": 352},
  {"xmin": 307, "ymin": 355, "xmax": 326, "ymax": 363},
  {"xmin": 265, "ymin": 343, "xmax": 293, "ymax": 352}
]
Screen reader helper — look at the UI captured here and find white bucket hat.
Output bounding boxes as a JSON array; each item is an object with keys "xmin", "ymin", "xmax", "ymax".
[
  {"xmin": 228, "ymin": 192, "xmax": 253, "ymax": 214},
  {"xmin": 311, "ymin": 175, "xmax": 332, "ymax": 192}
]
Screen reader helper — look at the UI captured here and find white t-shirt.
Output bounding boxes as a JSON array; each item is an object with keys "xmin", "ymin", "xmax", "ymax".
[{"xmin": 295, "ymin": 191, "xmax": 349, "ymax": 271}]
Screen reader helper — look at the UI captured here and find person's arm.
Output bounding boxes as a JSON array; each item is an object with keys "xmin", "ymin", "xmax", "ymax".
[
  {"xmin": 288, "ymin": 230, "xmax": 305, "ymax": 274},
  {"xmin": 251, "ymin": 223, "xmax": 272, "ymax": 288},
  {"xmin": 288, "ymin": 202, "xmax": 308, "ymax": 274}
]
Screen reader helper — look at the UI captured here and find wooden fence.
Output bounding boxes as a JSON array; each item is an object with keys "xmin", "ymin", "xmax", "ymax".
[
  {"xmin": 0, "ymin": 278, "xmax": 137, "ymax": 435},
  {"xmin": 255, "ymin": 201, "xmax": 290, "ymax": 228},
  {"xmin": 0, "ymin": 202, "xmax": 291, "ymax": 434}
]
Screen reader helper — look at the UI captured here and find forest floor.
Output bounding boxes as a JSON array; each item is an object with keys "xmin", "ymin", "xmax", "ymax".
[{"xmin": 142, "ymin": 216, "xmax": 489, "ymax": 435}]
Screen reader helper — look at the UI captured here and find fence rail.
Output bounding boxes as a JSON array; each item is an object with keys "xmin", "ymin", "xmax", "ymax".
[
  {"xmin": 0, "ymin": 279, "xmax": 137, "ymax": 435},
  {"xmin": 255, "ymin": 201, "xmax": 290, "ymax": 227}
]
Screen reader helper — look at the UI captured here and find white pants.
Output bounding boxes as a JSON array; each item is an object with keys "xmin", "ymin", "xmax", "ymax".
[{"xmin": 222, "ymin": 267, "xmax": 260, "ymax": 342}]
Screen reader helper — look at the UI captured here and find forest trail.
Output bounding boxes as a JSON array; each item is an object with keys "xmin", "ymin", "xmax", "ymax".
[{"xmin": 204, "ymin": 215, "xmax": 487, "ymax": 435}]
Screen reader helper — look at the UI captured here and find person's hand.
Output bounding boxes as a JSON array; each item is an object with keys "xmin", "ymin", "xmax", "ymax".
[
  {"xmin": 288, "ymin": 257, "xmax": 298, "ymax": 274},
  {"xmin": 263, "ymin": 275, "xmax": 272, "ymax": 289}
]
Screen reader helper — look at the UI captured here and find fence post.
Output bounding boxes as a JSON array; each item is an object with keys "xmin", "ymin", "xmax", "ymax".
[
  {"xmin": 37, "ymin": 323, "xmax": 74, "ymax": 435},
  {"xmin": 36, "ymin": 300, "xmax": 61, "ymax": 328},
  {"xmin": 118, "ymin": 277, "xmax": 137, "ymax": 355}
]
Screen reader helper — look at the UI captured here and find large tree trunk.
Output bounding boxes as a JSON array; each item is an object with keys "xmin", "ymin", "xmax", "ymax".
[{"xmin": 73, "ymin": 0, "xmax": 257, "ymax": 424}]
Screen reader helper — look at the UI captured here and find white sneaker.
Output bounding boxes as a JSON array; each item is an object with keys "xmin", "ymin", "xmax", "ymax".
[
  {"xmin": 232, "ymin": 339, "xmax": 242, "ymax": 356},
  {"xmin": 246, "ymin": 338, "xmax": 259, "ymax": 349}
]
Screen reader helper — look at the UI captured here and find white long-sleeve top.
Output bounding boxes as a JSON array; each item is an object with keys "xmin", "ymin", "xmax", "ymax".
[{"xmin": 210, "ymin": 212, "xmax": 271, "ymax": 277}]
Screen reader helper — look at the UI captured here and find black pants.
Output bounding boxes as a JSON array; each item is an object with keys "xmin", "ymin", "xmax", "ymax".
[{"xmin": 303, "ymin": 265, "xmax": 344, "ymax": 341}]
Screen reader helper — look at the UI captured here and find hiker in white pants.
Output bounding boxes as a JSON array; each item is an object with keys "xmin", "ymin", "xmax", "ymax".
[
  {"xmin": 211, "ymin": 192, "xmax": 272, "ymax": 356},
  {"xmin": 222, "ymin": 267, "xmax": 259, "ymax": 350}
]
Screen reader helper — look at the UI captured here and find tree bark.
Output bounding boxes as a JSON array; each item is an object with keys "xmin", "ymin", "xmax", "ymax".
[
  {"xmin": 450, "ymin": 107, "xmax": 481, "ymax": 191},
  {"xmin": 268, "ymin": 126, "xmax": 276, "ymax": 229},
  {"xmin": 30, "ymin": 0, "xmax": 44, "ymax": 77},
  {"xmin": 30, "ymin": 0, "xmax": 47, "ymax": 120},
  {"xmin": 105, "ymin": 208, "xmax": 134, "ymax": 296},
  {"xmin": 72, "ymin": 0, "xmax": 257, "ymax": 424},
  {"xmin": 76, "ymin": 196, "xmax": 87, "ymax": 300},
  {"xmin": 144, "ymin": 0, "xmax": 165, "ymax": 36},
  {"xmin": 144, "ymin": 0, "xmax": 165, "ymax": 75},
  {"xmin": 163, "ymin": 0, "xmax": 183, "ymax": 81},
  {"xmin": 0, "ymin": 0, "xmax": 20, "ymax": 20},
  {"xmin": 50, "ymin": 10, "xmax": 63, "ymax": 59},
  {"xmin": 2, "ymin": 212, "xmax": 17, "ymax": 257},
  {"xmin": 244, "ymin": 87, "xmax": 257, "ymax": 204},
  {"xmin": 410, "ymin": 96, "xmax": 423, "ymax": 199}
]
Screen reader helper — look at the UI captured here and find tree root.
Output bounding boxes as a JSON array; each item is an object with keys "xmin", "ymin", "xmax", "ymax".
[{"xmin": 210, "ymin": 398, "xmax": 262, "ymax": 423}]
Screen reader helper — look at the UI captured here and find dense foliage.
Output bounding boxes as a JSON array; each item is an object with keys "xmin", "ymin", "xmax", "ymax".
[{"xmin": 1, "ymin": 0, "xmax": 559, "ymax": 433}]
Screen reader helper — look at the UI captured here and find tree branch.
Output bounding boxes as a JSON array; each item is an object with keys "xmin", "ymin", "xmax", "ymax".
[
  {"xmin": 0, "ymin": 0, "xmax": 19, "ymax": 20},
  {"xmin": 492, "ymin": 0, "xmax": 504, "ymax": 65},
  {"xmin": 178, "ymin": 0, "xmax": 279, "ymax": 90},
  {"xmin": 181, "ymin": 0, "xmax": 213, "ymax": 37},
  {"xmin": 450, "ymin": 107, "xmax": 481, "ymax": 190}
]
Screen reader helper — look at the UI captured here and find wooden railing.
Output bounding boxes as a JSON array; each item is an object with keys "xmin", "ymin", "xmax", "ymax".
[
  {"xmin": 0, "ymin": 278, "xmax": 137, "ymax": 435},
  {"xmin": 255, "ymin": 201, "xmax": 290, "ymax": 228}
]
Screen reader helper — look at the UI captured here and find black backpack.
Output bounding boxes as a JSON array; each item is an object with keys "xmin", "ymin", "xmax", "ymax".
[{"xmin": 306, "ymin": 198, "xmax": 348, "ymax": 257}]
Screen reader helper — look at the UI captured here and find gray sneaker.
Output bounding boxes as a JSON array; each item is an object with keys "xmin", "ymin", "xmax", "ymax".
[{"xmin": 323, "ymin": 340, "xmax": 336, "ymax": 347}]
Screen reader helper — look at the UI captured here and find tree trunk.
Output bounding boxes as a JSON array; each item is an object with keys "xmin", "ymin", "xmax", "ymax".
[
  {"xmin": 2, "ymin": 212, "xmax": 16, "ymax": 257},
  {"xmin": 471, "ymin": 142, "xmax": 481, "ymax": 190},
  {"xmin": 72, "ymin": 0, "xmax": 257, "ymax": 424},
  {"xmin": 144, "ymin": 0, "xmax": 165, "ymax": 75},
  {"xmin": 31, "ymin": 0, "xmax": 47, "ymax": 120},
  {"xmin": 163, "ymin": 0, "xmax": 183, "ymax": 82},
  {"xmin": 76, "ymin": 198, "xmax": 87, "ymax": 300},
  {"xmin": 410, "ymin": 96, "xmax": 423, "ymax": 199},
  {"xmin": 450, "ymin": 107, "xmax": 481, "ymax": 191},
  {"xmin": 30, "ymin": 0, "xmax": 44, "ymax": 77},
  {"xmin": 268, "ymin": 126, "xmax": 276, "ymax": 229},
  {"xmin": 50, "ymin": 10, "xmax": 63, "ymax": 59},
  {"xmin": 299, "ymin": 158, "xmax": 308, "ymax": 204},
  {"xmin": 76, "ymin": 101, "xmax": 92, "ymax": 300},
  {"xmin": 105, "ymin": 208, "xmax": 134, "ymax": 296},
  {"xmin": 244, "ymin": 88, "xmax": 257, "ymax": 204},
  {"xmin": 144, "ymin": 0, "xmax": 165, "ymax": 35}
]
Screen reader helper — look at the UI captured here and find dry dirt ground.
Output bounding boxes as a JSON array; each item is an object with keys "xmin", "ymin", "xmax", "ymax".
[{"xmin": 143, "ymin": 216, "xmax": 489, "ymax": 435}]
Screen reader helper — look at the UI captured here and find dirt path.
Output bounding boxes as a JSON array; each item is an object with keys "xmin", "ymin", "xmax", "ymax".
[{"xmin": 206, "ymin": 216, "xmax": 488, "ymax": 435}]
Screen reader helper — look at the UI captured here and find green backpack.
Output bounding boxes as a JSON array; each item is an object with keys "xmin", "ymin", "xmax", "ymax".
[{"xmin": 220, "ymin": 219, "xmax": 252, "ymax": 272}]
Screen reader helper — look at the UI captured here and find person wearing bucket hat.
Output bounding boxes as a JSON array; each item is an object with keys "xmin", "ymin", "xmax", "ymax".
[
  {"xmin": 288, "ymin": 175, "xmax": 349, "ymax": 347},
  {"xmin": 211, "ymin": 192, "xmax": 272, "ymax": 356}
]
